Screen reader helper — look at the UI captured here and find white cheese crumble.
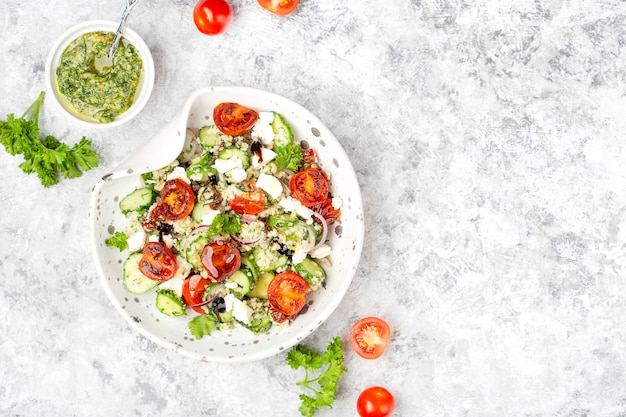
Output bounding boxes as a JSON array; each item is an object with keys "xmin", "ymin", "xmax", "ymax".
[
  {"xmin": 309, "ymin": 244, "xmax": 332, "ymax": 259},
  {"xmin": 126, "ymin": 230, "xmax": 146, "ymax": 252},
  {"xmin": 200, "ymin": 208, "xmax": 220, "ymax": 226},
  {"xmin": 229, "ymin": 167, "xmax": 247, "ymax": 183},
  {"xmin": 166, "ymin": 166, "xmax": 190, "ymax": 184},
  {"xmin": 148, "ymin": 234, "xmax": 160, "ymax": 243},
  {"xmin": 251, "ymin": 112, "xmax": 275, "ymax": 146},
  {"xmin": 158, "ymin": 276, "xmax": 185, "ymax": 298},
  {"xmin": 224, "ymin": 294, "xmax": 253, "ymax": 324},
  {"xmin": 251, "ymin": 147, "xmax": 277, "ymax": 168},
  {"xmin": 257, "ymin": 173, "xmax": 283, "ymax": 199},
  {"xmin": 213, "ymin": 156, "xmax": 243, "ymax": 174},
  {"xmin": 332, "ymin": 196, "xmax": 343, "ymax": 210},
  {"xmin": 278, "ymin": 196, "xmax": 313, "ymax": 222}
]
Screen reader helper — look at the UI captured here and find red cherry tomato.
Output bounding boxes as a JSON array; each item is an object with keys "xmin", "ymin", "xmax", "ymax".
[
  {"xmin": 357, "ymin": 386, "xmax": 395, "ymax": 417},
  {"xmin": 228, "ymin": 180, "xmax": 267, "ymax": 215},
  {"xmin": 267, "ymin": 271, "xmax": 308, "ymax": 316},
  {"xmin": 200, "ymin": 240, "xmax": 241, "ymax": 281},
  {"xmin": 193, "ymin": 0, "xmax": 232, "ymax": 36},
  {"xmin": 139, "ymin": 242, "xmax": 178, "ymax": 282},
  {"xmin": 213, "ymin": 102, "xmax": 259, "ymax": 136},
  {"xmin": 289, "ymin": 168, "xmax": 329, "ymax": 207},
  {"xmin": 349, "ymin": 317, "xmax": 391, "ymax": 359},
  {"xmin": 257, "ymin": 0, "xmax": 299, "ymax": 16},
  {"xmin": 160, "ymin": 178, "xmax": 195, "ymax": 221},
  {"xmin": 182, "ymin": 274, "xmax": 213, "ymax": 314}
]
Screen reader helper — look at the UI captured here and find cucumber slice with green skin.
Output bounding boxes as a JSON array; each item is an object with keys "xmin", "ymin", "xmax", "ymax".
[
  {"xmin": 123, "ymin": 252, "xmax": 159, "ymax": 294},
  {"xmin": 155, "ymin": 289, "xmax": 186, "ymax": 316},
  {"xmin": 272, "ymin": 113, "xmax": 294, "ymax": 148},
  {"xmin": 218, "ymin": 147, "xmax": 250, "ymax": 169},
  {"xmin": 267, "ymin": 214, "xmax": 298, "ymax": 228},
  {"xmin": 253, "ymin": 245, "xmax": 289, "ymax": 272},
  {"xmin": 225, "ymin": 269, "xmax": 253, "ymax": 296},
  {"xmin": 191, "ymin": 202, "xmax": 217, "ymax": 224},
  {"xmin": 119, "ymin": 188, "xmax": 154, "ymax": 215},
  {"xmin": 241, "ymin": 254, "xmax": 259, "ymax": 282},
  {"xmin": 198, "ymin": 125, "xmax": 223, "ymax": 149},
  {"xmin": 184, "ymin": 235, "xmax": 211, "ymax": 269},
  {"xmin": 247, "ymin": 272, "xmax": 274, "ymax": 299},
  {"xmin": 294, "ymin": 257, "xmax": 326, "ymax": 287},
  {"xmin": 239, "ymin": 304, "xmax": 272, "ymax": 334}
]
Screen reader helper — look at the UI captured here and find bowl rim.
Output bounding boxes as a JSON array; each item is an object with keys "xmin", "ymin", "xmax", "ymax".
[
  {"xmin": 90, "ymin": 86, "xmax": 365, "ymax": 362},
  {"xmin": 44, "ymin": 19, "xmax": 155, "ymax": 129}
]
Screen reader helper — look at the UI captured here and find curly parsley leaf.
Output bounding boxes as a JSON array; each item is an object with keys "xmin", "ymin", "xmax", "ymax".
[
  {"xmin": 286, "ymin": 337, "xmax": 347, "ymax": 417},
  {"xmin": 105, "ymin": 232, "xmax": 129, "ymax": 251},
  {"xmin": 0, "ymin": 91, "xmax": 99, "ymax": 187},
  {"xmin": 188, "ymin": 315, "xmax": 217, "ymax": 340},
  {"xmin": 275, "ymin": 143, "xmax": 303, "ymax": 172}
]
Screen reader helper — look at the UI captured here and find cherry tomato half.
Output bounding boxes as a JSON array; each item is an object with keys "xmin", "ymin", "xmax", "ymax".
[
  {"xmin": 267, "ymin": 271, "xmax": 308, "ymax": 316},
  {"xmin": 257, "ymin": 0, "xmax": 299, "ymax": 16},
  {"xmin": 193, "ymin": 0, "xmax": 232, "ymax": 36},
  {"xmin": 200, "ymin": 240, "xmax": 241, "ymax": 281},
  {"xmin": 213, "ymin": 102, "xmax": 259, "ymax": 136},
  {"xmin": 139, "ymin": 242, "xmax": 178, "ymax": 282},
  {"xmin": 289, "ymin": 168, "xmax": 329, "ymax": 207},
  {"xmin": 228, "ymin": 181, "xmax": 267, "ymax": 215},
  {"xmin": 182, "ymin": 274, "xmax": 213, "ymax": 314},
  {"xmin": 357, "ymin": 386, "xmax": 395, "ymax": 417},
  {"xmin": 349, "ymin": 316, "xmax": 391, "ymax": 359},
  {"xmin": 160, "ymin": 178, "xmax": 195, "ymax": 221}
]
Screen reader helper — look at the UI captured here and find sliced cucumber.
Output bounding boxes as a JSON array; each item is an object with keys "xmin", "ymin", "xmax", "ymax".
[
  {"xmin": 123, "ymin": 252, "xmax": 159, "ymax": 294},
  {"xmin": 191, "ymin": 202, "xmax": 218, "ymax": 224},
  {"xmin": 225, "ymin": 269, "xmax": 253, "ymax": 296},
  {"xmin": 218, "ymin": 147, "xmax": 250, "ymax": 169},
  {"xmin": 239, "ymin": 302, "xmax": 272, "ymax": 334},
  {"xmin": 241, "ymin": 254, "xmax": 259, "ymax": 282},
  {"xmin": 119, "ymin": 188, "xmax": 154, "ymax": 214},
  {"xmin": 294, "ymin": 257, "xmax": 326, "ymax": 287},
  {"xmin": 272, "ymin": 113, "xmax": 294, "ymax": 148},
  {"xmin": 198, "ymin": 125, "xmax": 223, "ymax": 149},
  {"xmin": 268, "ymin": 214, "xmax": 298, "ymax": 228},
  {"xmin": 253, "ymin": 245, "xmax": 289, "ymax": 272},
  {"xmin": 248, "ymin": 272, "xmax": 274, "ymax": 299},
  {"xmin": 155, "ymin": 289, "xmax": 186, "ymax": 316},
  {"xmin": 184, "ymin": 235, "xmax": 211, "ymax": 269}
]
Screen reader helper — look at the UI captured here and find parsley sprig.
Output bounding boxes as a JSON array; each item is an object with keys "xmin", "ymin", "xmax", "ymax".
[
  {"xmin": 287, "ymin": 337, "xmax": 347, "ymax": 417},
  {"xmin": 0, "ymin": 91, "xmax": 99, "ymax": 187}
]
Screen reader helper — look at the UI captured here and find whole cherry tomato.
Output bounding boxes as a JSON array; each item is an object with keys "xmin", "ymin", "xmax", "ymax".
[
  {"xmin": 357, "ymin": 386, "xmax": 395, "ymax": 417},
  {"xmin": 193, "ymin": 0, "xmax": 232, "ymax": 36}
]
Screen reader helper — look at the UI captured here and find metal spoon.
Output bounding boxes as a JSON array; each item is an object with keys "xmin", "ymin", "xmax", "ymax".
[{"xmin": 95, "ymin": 0, "xmax": 140, "ymax": 70}]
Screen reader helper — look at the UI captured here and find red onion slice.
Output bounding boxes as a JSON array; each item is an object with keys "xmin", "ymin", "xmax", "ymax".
[{"xmin": 310, "ymin": 211, "xmax": 329, "ymax": 251}]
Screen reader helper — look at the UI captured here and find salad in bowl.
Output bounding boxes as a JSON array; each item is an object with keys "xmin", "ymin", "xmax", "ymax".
[{"xmin": 90, "ymin": 86, "xmax": 363, "ymax": 362}]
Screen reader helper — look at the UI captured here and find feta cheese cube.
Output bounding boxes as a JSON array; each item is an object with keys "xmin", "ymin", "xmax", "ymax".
[
  {"xmin": 229, "ymin": 168, "xmax": 247, "ymax": 183},
  {"xmin": 224, "ymin": 294, "xmax": 254, "ymax": 324},
  {"xmin": 213, "ymin": 157, "xmax": 243, "ymax": 174},
  {"xmin": 309, "ymin": 244, "xmax": 332, "ymax": 259},
  {"xmin": 166, "ymin": 166, "xmax": 190, "ymax": 184},
  {"xmin": 251, "ymin": 112, "xmax": 275, "ymax": 146},
  {"xmin": 257, "ymin": 174, "xmax": 283, "ymax": 199},
  {"xmin": 251, "ymin": 147, "xmax": 277, "ymax": 168},
  {"xmin": 126, "ymin": 230, "xmax": 146, "ymax": 252}
]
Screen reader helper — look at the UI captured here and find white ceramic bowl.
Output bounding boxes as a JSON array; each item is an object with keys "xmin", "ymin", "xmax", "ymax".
[
  {"xmin": 90, "ymin": 86, "xmax": 364, "ymax": 362},
  {"xmin": 44, "ymin": 20, "xmax": 155, "ymax": 128}
]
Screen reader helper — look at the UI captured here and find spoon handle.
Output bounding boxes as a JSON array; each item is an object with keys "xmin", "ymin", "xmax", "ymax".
[{"xmin": 107, "ymin": 0, "xmax": 140, "ymax": 58}]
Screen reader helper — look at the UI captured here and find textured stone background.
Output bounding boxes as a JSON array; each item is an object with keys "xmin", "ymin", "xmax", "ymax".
[{"xmin": 2, "ymin": 0, "xmax": 626, "ymax": 416}]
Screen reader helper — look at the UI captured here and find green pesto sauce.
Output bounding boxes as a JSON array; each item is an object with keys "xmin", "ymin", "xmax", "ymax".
[{"xmin": 55, "ymin": 31, "xmax": 143, "ymax": 123}]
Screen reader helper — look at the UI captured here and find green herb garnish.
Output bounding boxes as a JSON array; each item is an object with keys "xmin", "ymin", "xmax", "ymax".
[
  {"xmin": 0, "ymin": 91, "xmax": 99, "ymax": 187},
  {"xmin": 286, "ymin": 337, "xmax": 347, "ymax": 417}
]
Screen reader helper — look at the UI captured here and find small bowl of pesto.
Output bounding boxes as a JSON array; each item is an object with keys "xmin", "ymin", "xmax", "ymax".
[{"xmin": 45, "ymin": 20, "xmax": 155, "ymax": 128}]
